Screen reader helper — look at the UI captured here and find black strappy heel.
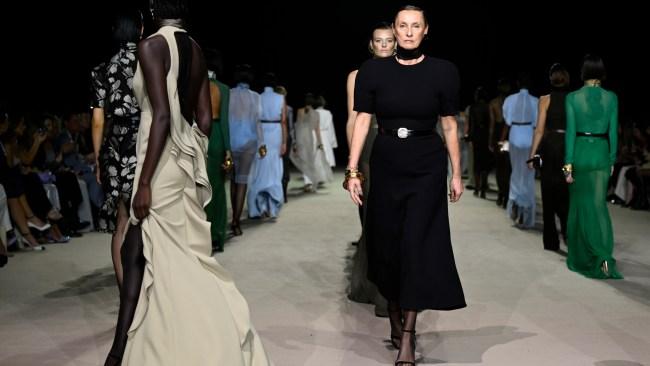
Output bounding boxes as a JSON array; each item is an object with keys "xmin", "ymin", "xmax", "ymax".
[{"xmin": 395, "ymin": 329, "xmax": 416, "ymax": 365}]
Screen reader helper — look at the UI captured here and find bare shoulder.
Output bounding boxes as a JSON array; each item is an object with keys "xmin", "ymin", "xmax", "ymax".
[
  {"xmin": 540, "ymin": 94, "xmax": 550, "ymax": 104},
  {"xmin": 138, "ymin": 34, "xmax": 168, "ymax": 56}
]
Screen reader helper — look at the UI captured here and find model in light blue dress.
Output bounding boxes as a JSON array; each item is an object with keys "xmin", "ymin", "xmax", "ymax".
[
  {"xmin": 247, "ymin": 86, "xmax": 285, "ymax": 218},
  {"xmin": 503, "ymin": 87, "xmax": 538, "ymax": 228}
]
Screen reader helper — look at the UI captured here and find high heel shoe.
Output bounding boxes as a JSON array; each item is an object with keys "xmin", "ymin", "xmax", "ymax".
[
  {"xmin": 231, "ymin": 223, "xmax": 242, "ymax": 236},
  {"xmin": 601, "ymin": 260, "xmax": 610, "ymax": 277},
  {"xmin": 19, "ymin": 232, "xmax": 46, "ymax": 251},
  {"xmin": 27, "ymin": 216, "xmax": 51, "ymax": 231},
  {"xmin": 395, "ymin": 329, "xmax": 416, "ymax": 365}
]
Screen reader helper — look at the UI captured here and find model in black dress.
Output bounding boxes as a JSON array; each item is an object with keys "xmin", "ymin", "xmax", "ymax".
[
  {"xmin": 90, "ymin": 12, "xmax": 142, "ymax": 288},
  {"xmin": 345, "ymin": 6, "xmax": 466, "ymax": 366}
]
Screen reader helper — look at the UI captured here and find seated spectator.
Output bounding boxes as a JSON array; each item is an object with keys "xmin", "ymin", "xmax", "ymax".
[{"xmin": 56, "ymin": 112, "xmax": 103, "ymax": 210}]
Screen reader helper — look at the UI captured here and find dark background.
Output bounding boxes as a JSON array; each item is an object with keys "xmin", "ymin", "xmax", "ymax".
[{"xmin": 1, "ymin": 1, "xmax": 646, "ymax": 163}]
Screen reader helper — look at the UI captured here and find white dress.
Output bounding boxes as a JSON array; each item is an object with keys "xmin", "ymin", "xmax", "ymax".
[{"xmin": 122, "ymin": 25, "xmax": 272, "ymax": 366}]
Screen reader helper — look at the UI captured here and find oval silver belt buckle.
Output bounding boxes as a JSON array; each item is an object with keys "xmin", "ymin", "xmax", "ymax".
[{"xmin": 397, "ymin": 127, "xmax": 408, "ymax": 139}]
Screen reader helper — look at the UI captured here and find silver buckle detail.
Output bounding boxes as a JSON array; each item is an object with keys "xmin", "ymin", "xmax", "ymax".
[{"xmin": 397, "ymin": 127, "xmax": 409, "ymax": 139}]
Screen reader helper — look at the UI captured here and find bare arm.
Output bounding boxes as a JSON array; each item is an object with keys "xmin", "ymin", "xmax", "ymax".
[
  {"xmin": 346, "ymin": 111, "xmax": 372, "ymax": 205},
  {"xmin": 345, "ymin": 70, "xmax": 358, "ymax": 147},
  {"xmin": 347, "ymin": 112, "xmax": 371, "ymax": 169},
  {"xmin": 441, "ymin": 115, "xmax": 463, "ymax": 202},
  {"xmin": 91, "ymin": 107, "xmax": 105, "ymax": 161},
  {"xmin": 209, "ymin": 81, "xmax": 221, "ymax": 120},
  {"xmin": 529, "ymin": 95, "xmax": 549, "ymax": 160},
  {"xmin": 132, "ymin": 36, "xmax": 171, "ymax": 219}
]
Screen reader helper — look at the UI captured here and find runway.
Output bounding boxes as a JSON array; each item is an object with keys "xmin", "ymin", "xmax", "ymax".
[{"xmin": 1, "ymin": 171, "xmax": 649, "ymax": 365}]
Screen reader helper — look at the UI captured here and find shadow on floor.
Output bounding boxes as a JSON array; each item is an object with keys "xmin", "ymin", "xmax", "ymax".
[
  {"xmin": 43, "ymin": 267, "xmax": 116, "ymax": 299},
  {"xmin": 261, "ymin": 324, "xmax": 535, "ymax": 365},
  {"xmin": 0, "ymin": 327, "xmax": 114, "ymax": 366},
  {"xmin": 604, "ymin": 259, "xmax": 650, "ymax": 307},
  {"xmin": 594, "ymin": 361, "xmax": 645, "ymax": 366}
]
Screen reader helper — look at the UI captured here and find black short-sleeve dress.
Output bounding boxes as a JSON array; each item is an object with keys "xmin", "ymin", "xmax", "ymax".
[
  {"xmin": 90, "ymin": 42, "xmax": 140, "ymax": 233},
  {"xmin": 354, "ymin": 56, "xmax": 466, "ymax": 311}
]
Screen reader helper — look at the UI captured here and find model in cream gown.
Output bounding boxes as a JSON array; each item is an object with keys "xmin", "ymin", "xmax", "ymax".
[{"xmin": 121, "ymin": 25, "xmax": 271, "ymax": 366}]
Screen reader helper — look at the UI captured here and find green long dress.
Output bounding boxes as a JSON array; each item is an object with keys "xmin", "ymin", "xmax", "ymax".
[
  {"xmin": 205, "ymin": 76, "xmax": 231, "ymax": 251},
  {"xmin": 565, "ymin": 84, "xmax": 622, "ymax": 279}
]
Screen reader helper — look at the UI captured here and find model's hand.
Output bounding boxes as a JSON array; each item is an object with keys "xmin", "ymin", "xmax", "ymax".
[
  {"xmin": 132, "ymin": 183, "xmax": 152, "ymax": 220},
  {"xmin": 280, "ymin": 143, "xmax": 287, "ymax": 156},
  {"xmin": 449, "ymin": 176, "xmax": 463, "ymax": 203},
  {"xmin": 345, "ymin": 178, "xmax": 363, "ymax": 206},
  {"xmin": 222, "ymin": 150, "xmax": 233, "ymax": 171},
  {"xmin": 565, "ymin": 175, "xmax": 574, "ymax": 184},
  {"xmin": 527, "ymin": 157, "xmax": 535, "ymax": 170}
]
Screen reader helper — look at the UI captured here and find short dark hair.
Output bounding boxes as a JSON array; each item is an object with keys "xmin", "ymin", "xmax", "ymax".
[
  {"xmin": 517, "ymin": 72, "xmax": 532, "ymax": 89},
  {"xmin": 395, "ymin": 5, "xmax": 428, "ymax": 26},
  {"xmin": 203, "ymin": 48, "xmax": 223, "ymax": 77},
  {"xmin": 474, "ymin": 86, "xmax": 488, "ymax": 102},
  {"xmin": 581, "ymin": 54, "xmax": 606, "ymax": 81},
  {"xmin": 112, "ymin": 10, "xmax": 142, "ymax": 45},
  {"xmin": 304, "ymin": 93, "xmax": 316, "ymax": 107},
  {"xmin": 151, "ymin": 0, "xmax": 189, "ymax": 20},
  {"xmin": 233, "ymin": 64, "xmax": 254, "ymax": 85},
  {"xmin": 261, "ymin": 72, "xmax": 278, "ymax": 88},
  {"xmin": 548, "ymin": 63, "xmax": 570, "ymax": 88}
]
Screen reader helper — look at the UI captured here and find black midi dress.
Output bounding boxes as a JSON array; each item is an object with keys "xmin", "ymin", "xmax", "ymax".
[{"xmin": 354, "ymin": 56, "xmax": 466, "ymax": 311}]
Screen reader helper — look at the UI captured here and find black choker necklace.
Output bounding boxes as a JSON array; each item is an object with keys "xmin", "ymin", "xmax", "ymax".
[{"xmin": 395, "ymin": 45, "xmax": 422, "ymax": 60}]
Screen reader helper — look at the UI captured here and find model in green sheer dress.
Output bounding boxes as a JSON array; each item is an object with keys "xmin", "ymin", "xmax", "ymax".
[
  {"xmin": 206, "ymin": 71, "xmax": 231, "ymax": 252},
  {"xmin": 564, "ymin": 56, "xmax": 622, "ymax": 279}
]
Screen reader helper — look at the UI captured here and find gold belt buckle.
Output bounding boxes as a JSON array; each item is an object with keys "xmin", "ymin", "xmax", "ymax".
[{"xmin": 397, "ymin": 127, "xmax": 409, "ymax": 139}]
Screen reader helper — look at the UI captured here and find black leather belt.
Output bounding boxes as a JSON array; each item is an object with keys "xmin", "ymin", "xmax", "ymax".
[
  {"xmin": 548, "ymin": 129, "xmax": 566, "ymax": 134},
  {"xmin": 261, "ymin": 119, "xmax": 281, "ymax": 123},
  {"xmin": 512, "ymin": 121, "xmax": 532, "ymax": 126},
  {"xmin": 577, "ymin": 131, "xmax": 607, "ymax": 138},
  {"xmin": 379, "ymin": 127, "xmax": 436, "ymax": 139}
]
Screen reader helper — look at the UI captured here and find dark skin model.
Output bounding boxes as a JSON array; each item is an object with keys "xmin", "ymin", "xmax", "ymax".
[
  {"xmin": 132, "ymin": 29, "xmax": 212, "ymax": 220},
  {"xmin": 104, "ymin": 24, "xmax": 212, "ymax": 366}
]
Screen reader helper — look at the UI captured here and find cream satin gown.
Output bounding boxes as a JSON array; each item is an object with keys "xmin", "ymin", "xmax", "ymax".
[{"xmin": 122, "ymin": 25, "xmax": 272, "ymax": 366}]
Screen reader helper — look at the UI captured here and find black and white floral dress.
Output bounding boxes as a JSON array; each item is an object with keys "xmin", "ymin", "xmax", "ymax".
[{"xmin": 90, "ymin": 42, "xmax": 140, "ymax": 233}]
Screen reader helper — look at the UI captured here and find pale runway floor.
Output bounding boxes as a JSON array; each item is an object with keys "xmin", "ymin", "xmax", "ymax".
[{"xmin": 1, "ymin": 172, "xmax": 649, "ymax": 365}]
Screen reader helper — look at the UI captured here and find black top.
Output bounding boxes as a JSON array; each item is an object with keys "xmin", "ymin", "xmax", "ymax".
[
  {"xmin": 546, "ymin": 90, "xmax": 568, "ymax": 131},
  {"xmin": 354, "ymin": 56, "xmax": 459, "ymax": 130},
  {"xmin": 468, "ymin": 100, "xmax": 490, "ymax": 143},
  {"xmin": 90, "ymin": 42, "xmax": 140, "ymax": 120}
]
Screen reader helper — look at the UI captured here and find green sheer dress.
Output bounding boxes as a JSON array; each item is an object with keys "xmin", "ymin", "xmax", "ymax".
[
  {"xmin": 565, "ymin": 84, "xmax": 622, "ymax": 279},
  {"xmin": 205, "ymin": 76, "xmax": 231, "ymax": 251}
]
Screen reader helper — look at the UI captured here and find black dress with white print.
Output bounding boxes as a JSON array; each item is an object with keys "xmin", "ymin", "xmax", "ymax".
[{"xmin": 90, "ymin": 42, "xmax": 140, "ymax": 233}]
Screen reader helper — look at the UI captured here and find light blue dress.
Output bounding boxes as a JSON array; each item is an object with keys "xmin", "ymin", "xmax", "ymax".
[
  {"xmin": 503, "ymin": 88, "xmax": 538, "ymax": 228},
  {"xmin": 247, "ymin": 87, "xmax": 284, "ymax": 218},
  {"xmin": 229, "ymin": 83, "xmax": 262, "ymax": 184}
]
